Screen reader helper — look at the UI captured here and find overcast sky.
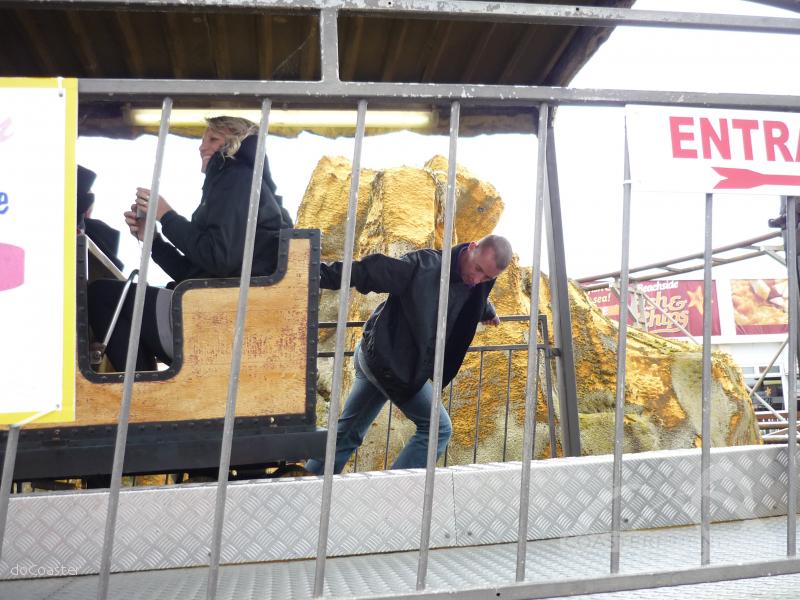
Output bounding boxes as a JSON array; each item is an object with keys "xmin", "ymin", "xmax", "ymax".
[{"xmin": 78, "ymin": 0, "xmax": 800, "ymax": 287}]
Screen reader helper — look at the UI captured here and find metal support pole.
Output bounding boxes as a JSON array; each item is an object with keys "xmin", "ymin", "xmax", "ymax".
[
  {"xmin": 97, "ymin": 97, "xmax": 171, "ymax": 600},
  {"xmin": 515, "ymin": 102, "xmax": 549, "ymax": 582},
  {"xmin": 786, "ymin": 195, "xmax": 798, "ymax": 557},
  {"xmin": 313, "ymin": 99, "xmax": 368, "ymax": 598},
  {"xmin": 319, "ymin": 8, "xmax": 340, "ymax": 83},
  {"xmin": 700, "ymin": 193, "xmax": 713, "ymax": 566},
  {"xmin": 206, "ymin": 98, "xmax": 272, "ymax": 600},
  {"xmin": 540, "ymin": 316, "xmax": 558, "ymax": 459},
  {"xmin": 610, "ymin": 131, "xmax": 632, "ymax": 574},
  {"xmin": 416, "ymin": 100, "xmax": 460, "ymax": 591},
  {"xmin": 544, "ymin": 121, "xmax": 581, "ymax": 457}
]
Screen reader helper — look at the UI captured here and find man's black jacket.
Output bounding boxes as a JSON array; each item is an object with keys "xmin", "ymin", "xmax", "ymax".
[
  {"xmin": 151, "ymin": 134, "xmax": 293, "ymax": 282},
  {"xmin": 321, "ymin": 244, "xmax": 497, "ymax": 402}
]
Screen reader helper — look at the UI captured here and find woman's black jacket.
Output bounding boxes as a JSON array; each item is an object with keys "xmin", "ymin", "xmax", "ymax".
[
  {"xmin": 150, "ymin": 134, "xmax": 292, "ymax": 282},
  {"xmin": 320, "ymin": 244, "xmax": 497, "ymax": 402}
]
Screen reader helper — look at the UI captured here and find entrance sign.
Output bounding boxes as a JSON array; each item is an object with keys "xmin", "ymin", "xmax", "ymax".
[
  {"xmin": 625, "ymin": 105, "xmax": 800, "ymax": 194},
  {"xmin": 0, "ymin": 78, "xmax": 77, "ymax": 423}
]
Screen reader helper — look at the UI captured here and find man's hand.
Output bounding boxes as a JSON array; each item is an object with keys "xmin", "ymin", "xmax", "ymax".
[{"xmin": 482, "ymin": 315, "xmax": 501, "ymax": 327}]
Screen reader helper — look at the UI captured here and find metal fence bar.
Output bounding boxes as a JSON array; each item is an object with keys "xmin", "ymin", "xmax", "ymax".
[
  {"xmin": 515, "ymin": 102, "xmax": 549, "ymax": 582},
  {"xmin": 540, "ymin": 317, "xmax": 557, "ymax": 459},
  {"xmin": 786, "ymin": 195, "xmax": 798, "ymax": 557},
  {"xmin": 502, "ymin": 350, "xmax": 513, "ymax": 462},
  {"xmin": 384, "ymin": 404, "xmax": 393, "ymax": 470},
  {"xmin": 444, "ymin": 385, "xmax": 454, "ymax": 467},
  {"xmin": 700, "ymin": 192, "xmax": 713, "ymax": 566},
  {"xmin": 473, "ymin": 351, "xmax": 484, "ymax": 464},
  {"xmin": 96, "ymin": 97, "xmax": 171, "ymax": 600},
  {"xmin": 319, "ymin": 7, "xmax": 339, "ymax": 83},
  {"xmin": 544, "ymin": 122, "xmax": 580, "ymax": 458},
  {"xmin": 416, "ymin": 100, "xmax": 460, "ymax": 591},
  {"xmin": 313, "ymin": 99, "xmax": 368, "ymax": 598},
  {"xmin": 205, "ymin": 98, "xmax": 272, "ymax": 600},
  {"xmin": 610, "ymin": 129, "xmax": 632, "ymax": 575}
]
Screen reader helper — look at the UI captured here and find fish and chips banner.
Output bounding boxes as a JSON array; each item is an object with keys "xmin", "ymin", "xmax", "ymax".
[
  {"xmin": 0, "ymin": 78, "xmax": 77, "ymax": 423},
  {"xmin": 587, "ymin": 278, "xmax": 788, "ymax": 339}
]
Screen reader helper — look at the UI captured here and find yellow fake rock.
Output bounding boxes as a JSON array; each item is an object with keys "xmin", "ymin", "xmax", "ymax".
[{"xmin": 296, "ymin": 155, "xmax": 760, "ymax": 473}]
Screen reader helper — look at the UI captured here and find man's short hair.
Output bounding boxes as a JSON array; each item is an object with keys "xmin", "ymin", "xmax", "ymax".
[{"xmin": 476, "ymin": 234, "xmax": 512, "ymax": 270}]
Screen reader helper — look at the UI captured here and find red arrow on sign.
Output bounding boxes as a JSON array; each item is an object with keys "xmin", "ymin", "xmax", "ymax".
[{"xmin": 713, "ymin": 167, "xmax": 800, "ymax": 190}]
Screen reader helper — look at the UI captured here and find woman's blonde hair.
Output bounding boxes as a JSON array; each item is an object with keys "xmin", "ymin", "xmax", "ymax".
[{"xmin": 205, "ymin": 116, "xmax": 259, "ymax": 158}]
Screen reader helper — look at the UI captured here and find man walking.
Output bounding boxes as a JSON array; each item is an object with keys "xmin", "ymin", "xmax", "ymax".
[{"xmin": 306, "ymin": 235, "xmax": 512, "ymax": 474}]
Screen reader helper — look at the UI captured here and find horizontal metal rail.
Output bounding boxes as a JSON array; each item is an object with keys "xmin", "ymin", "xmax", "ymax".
[
  {"xmin": 362, "ymin": 556, "xmax": 800, "ymax": 600},
  {"xmin": 10, "ymin": 0, "xmax": 800, "ymax": 35},
  {"xmin": 579, "ymin": 231, "xmax": 782, "ymax": 289},
  {"xmin": 77, "ymin": 79, "xmax": 800, "ymax": 111}
]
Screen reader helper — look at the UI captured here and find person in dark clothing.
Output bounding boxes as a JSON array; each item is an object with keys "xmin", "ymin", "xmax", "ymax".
[
  {"xmin": 88, "ymin": 116, "xmax": 293, "ymax": 371},
  {"xmin": 77, "ymin": 165, "xmax": 124, "ymax": 271},
  {"xmin": 306, "ymin": 235, "xmax": 512, "ymax": 474}
]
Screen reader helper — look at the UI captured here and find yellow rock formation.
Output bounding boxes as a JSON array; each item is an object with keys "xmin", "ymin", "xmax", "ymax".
[{"xmin": 297, "ymin": 155, "xmax": 761, "ymax": 472}]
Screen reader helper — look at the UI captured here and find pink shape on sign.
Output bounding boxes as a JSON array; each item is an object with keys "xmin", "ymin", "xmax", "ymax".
[{"xmin": 0, "ymin": 243, "xmax": 24, "ymax": 291}]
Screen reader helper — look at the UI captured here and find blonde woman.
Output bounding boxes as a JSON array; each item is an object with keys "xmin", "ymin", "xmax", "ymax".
[{"xmin": 88, "ymin": 116, "xmax": 292, "ymax": 371}]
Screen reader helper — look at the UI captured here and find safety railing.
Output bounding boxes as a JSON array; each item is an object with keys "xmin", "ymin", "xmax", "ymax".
[{"xmin": 0, "ymin": 3, "xmax": 799, "ymax": 600}]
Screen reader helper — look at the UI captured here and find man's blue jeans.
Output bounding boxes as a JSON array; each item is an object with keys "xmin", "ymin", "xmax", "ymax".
[{"xmin": 306, "ymin": 346, "xmax": 452, "ymax": 474}]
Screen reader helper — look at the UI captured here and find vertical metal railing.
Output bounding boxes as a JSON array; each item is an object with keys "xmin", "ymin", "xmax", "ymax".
[
  {"xmin": 502, "ymin": 350, "xmax": 513, "ymax": 462},
  {"xmin": 206, "ymin": 98, "xmax": 272, "ymax": 600},
  {"xmin": 515, "ymin": 102, "xmax": 549, "ymax": 582},
  {"xmin": 540, "ymin": 317, "xmax": 558, "ymax": 459},
  {"xmin": 384, "ymin": 404, "xmax": 394, "ymax": 470},
  {"xmin": 473, "ymin": 351, "xmax": 484, "ymax": 463},
  {"xmin": 700, "ymin": 192, "xmax": 713, "ymax": 565},
  {"xmin": 785, "ymin": 195, "xmax": 798, "ymax": 557},
  {"xmin": 313, "ymin": 99, "xmax": 368, "ymax": 598},
  {"xmin": 444, "ymin": 385, "xmax": 454, "ymax": 467},
  {"xmin": 416, "ymin": 100, "xmax": 460, "ymax": 591},
  {"xmin": 610, "ymin": 129, "xmax": 632, "ymax": 574},
  {"xmin": 96, "ymin": 97, "xmax": 172, "ymax": 600}
]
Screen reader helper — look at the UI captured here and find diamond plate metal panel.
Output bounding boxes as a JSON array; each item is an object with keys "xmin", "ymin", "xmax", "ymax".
[
  {"xmin": 451, "ymin": 446, "xmax": 797, "ymax": 546},
  {"xmin": 1, "ymin": 446, "xmax": 796, "ymax": 581},
  {"xmin": 2, "ymin": 516, "xmax": 799, "ymax": 599},
  {"xmin": 0, "ymin": 469, "xmax": 455, "ymax": 579},
  {"xmin": 0, "ymin": 490, "xmax": 108, "ymax": 578}
]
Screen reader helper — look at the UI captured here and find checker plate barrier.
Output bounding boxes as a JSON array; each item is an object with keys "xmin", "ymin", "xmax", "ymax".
[{"xmin": 0, "ymin": 445, "xmax": 793, "ymax": 579}]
